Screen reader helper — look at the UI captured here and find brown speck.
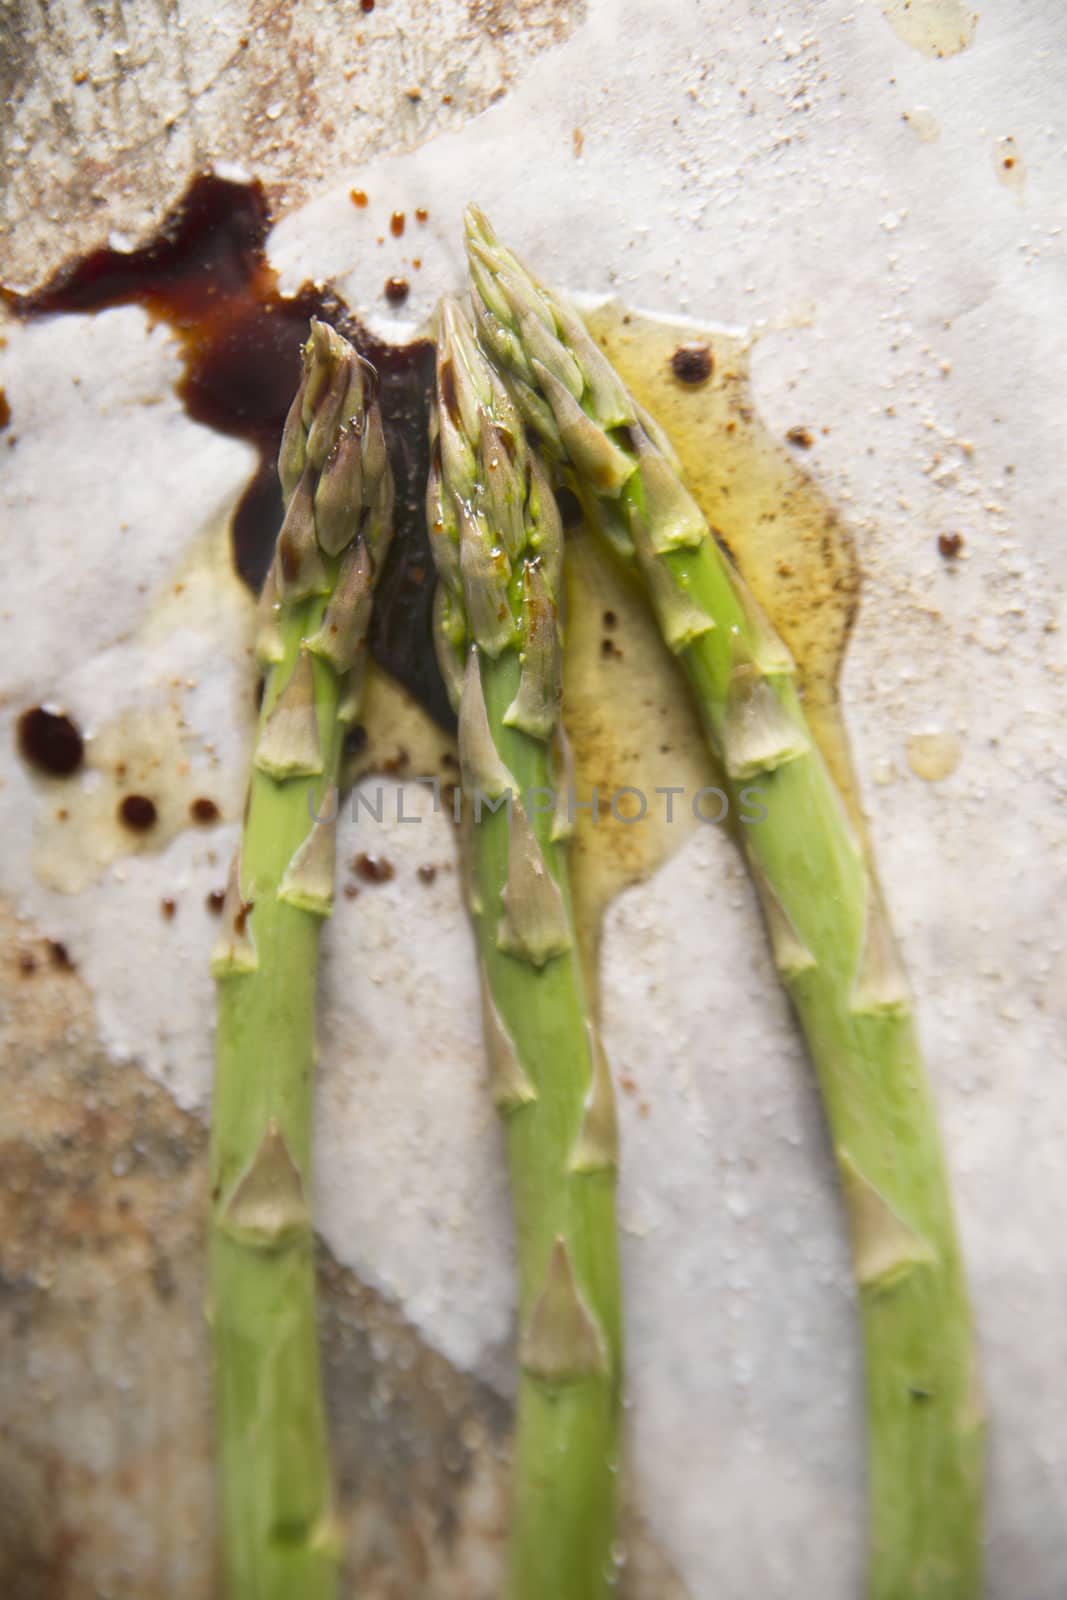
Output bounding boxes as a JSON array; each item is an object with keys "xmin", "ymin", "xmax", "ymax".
[
  {"xmin": 344, "ymin": 723, "xmax": 368, "ymax": 757},
  {"xmin": 1003, "ymin": 157, "xmax": 1015, "ymax": 170},
  {"xmin": 160, "ymin": 898, "xmax": 177, "ymax": 921},
  {"xmin": 406, "ymin": 87, "xmax": 422, "ymax": 102},
  {"xmin": 385, "ymin": 276, "xmax": 410, "ymax": 306},
  {"xmin": 601, "ymin": 638, "xmax": 622, "ymax": 660},
  {"xmin": 18, "ymin": 950, "xmax": 37, "ymax": 976},
  {"xmin": 390, "ymin": 210, "xmax": 406, "ymax": 237},
  {"xmin": 207, "ymin": 889, "xmax": 226, "ymax": 915},
  {"xmin": 47, "ymin": 939, "xmax": 74, "ymax": 971},
  {"xmin": 417, "ymin": 864, "xmax": 437, "ymax": 885},
  {"xmin": 638, "ymin": 1101, "xmax": 651, "ymax": 1118},
  {"xmin": 572, "ymin": 127, "xmax": 585, "ymax": 157},
  {"xmin": 412, "ymin": 258, "xmax": 422, "ymax": 270},
  {"xmin": 619, "ymin": 1073, "xmax": 637, "ymax": 1095},
  {"xmin": 441, "ymin": 750, "xmax": 457, "ymax": 769},
  {"xmin": 233, "ymin": 899, "xmax": 253, "ymax": 936},
  {"xmin": 0, "ymin": 388, "xmax": 10, "ymax": 430},
  {"xmin": 442, "ymin": 93, "xmax": 453, "ymax": 105},
  {"xmin": 118, "ymin": 794, "xmax": 158, "ymax": 832},
  {"xmin": 786, "ymin": 426, "xmax": 814, "ymax": 449},
  {"xmin": 17, "ymin": 706, "xmax": 85, "ymax": 776},
  {"xmin": 343, "ymin": 883, "xmax": 360, "ymax": 899},
  {"xmin": 254, "ymin": 677, "xmax": 266, "ymax": 712},
  {"xmin": 938, "ymin": 532, "xmax": 964, "ymax": 560},
  {"xmin": 350, "ymin": 188, "xmax": 369, "ymax": 208},
  {"xmin": 602, "ymin": 609, "xmax": 617, "ymax": 630},
  {"xmin": 383, "ymin": 747, "xmax": 410, "ymax": 775},
  {"xmin": 353, "ymin": 852, "xmax": 395, "ymax": 884},
  {"xmin": 671, "ymin": 343, "xmax": 713, "ymax": 385},
  {"xmin": 191, "ymin": 797, "xmax": 220, "ymax": 824},
  {"xmin": 415, "ymin": 207, "xmax": 428, "ymax": 223}
]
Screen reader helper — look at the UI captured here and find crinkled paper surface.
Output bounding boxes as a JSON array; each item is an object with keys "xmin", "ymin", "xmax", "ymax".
[{"xmin": 1, "ymin": 1, "xmax": 1065, "ymax": 1594}]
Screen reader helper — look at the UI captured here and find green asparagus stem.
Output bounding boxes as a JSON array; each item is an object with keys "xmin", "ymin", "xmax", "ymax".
[
  {"xmin": 465, "ymin": 209, "xmax": 984, "ymax": 1600},
  {"xmin": 210, "ymin": 320, "xmax": 393, "ymax": 1600},
  {"xmin": 428, "ymin": 300, "xmax": 623, "ymax": 1600}
]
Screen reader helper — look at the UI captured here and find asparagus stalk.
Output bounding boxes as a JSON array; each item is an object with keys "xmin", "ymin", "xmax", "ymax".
[
  {"xmin": 464, "ymin": 209, "xmax": 984, "ymax": 1600},
  {"xmin": 210, "ymin": 319, "xmax": 393, "ymax": 1600},
  {"xmin": 427, "ymin": 299, "xmax": 623, "ymax": 1600}
]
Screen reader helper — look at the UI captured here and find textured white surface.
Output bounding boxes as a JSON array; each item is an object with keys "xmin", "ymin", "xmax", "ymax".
[{"xmin": 2, "ymin": 0, "xmax": 1065, "ymax": 1593}]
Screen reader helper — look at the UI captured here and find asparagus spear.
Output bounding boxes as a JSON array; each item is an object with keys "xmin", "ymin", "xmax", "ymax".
[
  {"xmin": 210, "ymin": 319, "xmax": 393, "ymax": 1600},
  {"xmin": 428, "ymin": 299, "xmax": 623, "ymax": 1600},
  {"xmin": 465, "ymin": 209, "xmax": 984, "ymax": 1600}
]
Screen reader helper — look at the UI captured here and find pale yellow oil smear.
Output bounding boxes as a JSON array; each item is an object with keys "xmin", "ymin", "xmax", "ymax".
[
  {"xmin": 584, "ymin": 304, "xmax": 863, "ymax": 826},
  {"xmin": 881, "ymin": 0, "xmax": 978, "ymax": 59},
  {"xmin": 561, "ymin": 523, "xmax": 717, "ymax": 988},
  {"xmin": 344, "ymin": 664, "xmax": 457, "ymax": 791},
  {"xmin": 993, "ymin": 136, "xmax": 1026, "ymax": 196},
  {"xmin": 906, "ymin": 730, "xmax": 961, "ymax": 781},
  {"xmin": 30, "ymin": 506, "xmax": 253, "ymax": 894},
  {"xmin": 140, "ymin": 503, "xmax": 254, "ymax": 647},
  {"xmin": 30, "ymin": 700, "xmax": 239, "ymax": 894},
  {"xmin": 902, "ymin": 106, "xmax": 941, "ymax": 143}
]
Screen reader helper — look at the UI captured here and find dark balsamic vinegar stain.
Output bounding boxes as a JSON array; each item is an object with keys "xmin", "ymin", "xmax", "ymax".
[
  {"xmin": 190, "ymin": 796, "xmax": 220, "ymax": 824},
  {"xmin": 17, "ymin": 707, "xmax": 85, "ymax": 776},
  {"xmin": 3, "ymin": 171, "xmax": 452, "ymax": 730},
  {"xmin": 118, "ymin": 794, "xmax": 158, "ymax": 832}
]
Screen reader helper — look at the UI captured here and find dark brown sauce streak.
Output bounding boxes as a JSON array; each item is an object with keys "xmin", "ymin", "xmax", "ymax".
[{"xmin": 3, "ymin": 171, "xmax": 452, "ymax": 730}]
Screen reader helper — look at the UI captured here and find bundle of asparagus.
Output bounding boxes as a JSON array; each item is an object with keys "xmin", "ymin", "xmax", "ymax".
[
  {"xmin": 210, "ymin": 319, "xmax": 393, "ymax": 1600},
  {"xmin": 462, "ymin": 208, "xmax": 984, "ymax": 1600},
  {"xmin": 426, "ymin": 299, "xmax": 624, "ymax": 1600}
]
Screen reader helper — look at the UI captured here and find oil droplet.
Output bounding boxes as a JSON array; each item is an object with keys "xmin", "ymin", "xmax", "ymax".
[
  {"xmin": 880, "ymin": 0, "xmax": 977, "ymax": 59},
  {"xmin": 994, "ymin": 136, "xmax": 1026, "ymax": 196},
  {"xmin": 902, "ymin": 106, "xmax": 940, "ymax": 143},
  {"xmin": 907, "ymin": 730, "xmax": 961, "ymax": 781}
]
